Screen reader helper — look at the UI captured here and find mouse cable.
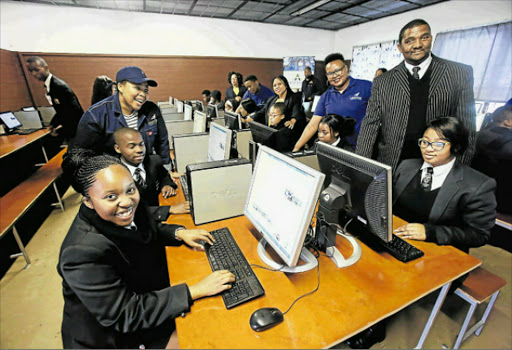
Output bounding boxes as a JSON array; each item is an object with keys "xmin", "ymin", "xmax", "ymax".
[{"xmin": 281, "ymin": 259, "xmax": 320, "ymax": 316}]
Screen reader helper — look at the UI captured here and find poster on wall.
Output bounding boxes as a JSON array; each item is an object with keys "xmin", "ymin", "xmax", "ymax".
[
  {"xmin": 350, "ymin": 40, "xmax": 402, "ymax": 82},
  {"xmin": 283, "ymin": 56, "xmax": 316, "ymax": 92}
]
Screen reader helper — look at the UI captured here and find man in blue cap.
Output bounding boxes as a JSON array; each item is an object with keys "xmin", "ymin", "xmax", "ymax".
[{"xmin": 74, "ymin": 66, "xmax": 173, "ymax": 170}]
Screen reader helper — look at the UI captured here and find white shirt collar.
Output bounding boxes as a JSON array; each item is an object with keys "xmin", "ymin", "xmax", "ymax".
[
  {"xmin": 420, "ymin": 157, "xmax": 456, "ymax": 191},
  {"xmin": 121, "ymin": 158, "xmax": 145, "ymax": 177},
  {"xmin": 404, "ymin": 53, "xmax": 432, "ymax": 80},
  {"xmin": 44, "ymin": 73, "xmax": 53, "ymax": 93},
  {"xmin": 331, "ymin": 137, "xmax": 341, "ymax": 147},
  {"xmin": 124, "ymin": 221, "xmax": 137, "ymax": 231}
]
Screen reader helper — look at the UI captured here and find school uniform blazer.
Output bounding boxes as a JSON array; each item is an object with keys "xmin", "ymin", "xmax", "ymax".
[
  {"xmin": 48, "ymin": 75, "xmax": 84, "ymax": 138},
  {"xmin": 393, "ymin": 159, "xmax": 497, "ymax": 253},
  {"xmin": 138, "ymin": 154, "xmax": 177, "ymax": 207},
  {"xmin": 356, "ymin": 55, "xmax": 476, "ymax": 171},
  {"xmin": 58, "ymin": 204, "xmax": 191, "ymax": 349},
  {"xmin": 253, "ymin": 92, "xmax": 306, "ymax": 130}
]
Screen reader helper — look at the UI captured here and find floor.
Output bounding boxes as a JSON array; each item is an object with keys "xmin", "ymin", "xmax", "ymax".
[{"xmin": 1, "ymin": 188, "xmax": 511, "ymax": 349}]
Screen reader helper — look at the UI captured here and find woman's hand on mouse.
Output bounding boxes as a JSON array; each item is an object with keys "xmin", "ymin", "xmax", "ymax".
[
  {"xmin": 189, "ymin": 270, "xmax": 235, "ymax": 300},
  {"xmin": 178, "ymin": 229, "xmax": 214, "ymax": 250}
]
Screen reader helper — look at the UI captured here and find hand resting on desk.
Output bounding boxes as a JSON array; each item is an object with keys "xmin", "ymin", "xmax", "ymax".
[
  {"xmin": 394, "ymin": 223, "xmax": 426, "ymax": 241},
  {"xmin": 161, "ymin": 185, "xmax": 176, "ymax": 198},
  {"xmin": 170, "ymin": 201, "xmax": 190, "ymax": 214}
]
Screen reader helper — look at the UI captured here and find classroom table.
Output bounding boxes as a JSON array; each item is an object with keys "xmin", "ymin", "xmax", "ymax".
[
  {"xmin": 162, "ymin": 179, "xmax": 481, "ymax": 349},
  {"xmin": 0, "ymin": 128, "xmax": 50, "ymax": 160}
]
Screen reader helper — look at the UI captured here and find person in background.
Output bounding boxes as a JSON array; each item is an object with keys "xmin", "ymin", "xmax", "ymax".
[
  {"xmin": 25, "ymin": 56, "xmax": 84, "ymax": 143},
  {"xmin": 472, "ymin": 105, "xmax": 512, "ymax": 214},
  {"xmin": 239, "ymin": 98, "xmax": 257, "ymax": 126},
  {"xmin": 113, "ymin": 128, "xmax": 190, "ymax": 215},
  {"xmin": 250, "ymin": 75, "xmax": 306, "ymax": 134},
  {"xmin": 209, "ymin": 90, "xmax": 225, "ymax": 110},
  {"xmin": 356, "ymin": 19, "xmax": 477, "ymax": 171},
  {"xmin": 374, "ymin": 67, "xmax": 388, "ymax": 78},
  {"xmin": 301, "ymin": 66, "xmax": 324, "ymax": 103},
  {"xmin": 225, "ymin": 98, "xmax": 240, "ymax": 113},
  {"xmin": 293, "ymin": 53, "xmax": 372, "ymax": 151},
  {"xmin": 201, "ymin": 90, "xmax": 211, "ymax": 110},
  {"xmin": 91, "ymin": 75, "xmax": 115, "ymax": 105},
  {"xmin": 316, "ymin": 114, "xmax": 356, "ymax": 151},
  {"xmin": 225, "ymin": 71, "xmax": 247, "ymax": 103},
  {"xmin": 241, "ymin": 75, "xmax": 274, "ymax": 109},
  {"xmin": 74, "ymin": 66, "xmax": 172, "ymax": 168},
  {"xmin": 58, "ymin": 148, "xmax": 234, "ymax": 348},
  {"xmin": 266, "ymin": 102, "xmax": 301, "ymax": 153}
]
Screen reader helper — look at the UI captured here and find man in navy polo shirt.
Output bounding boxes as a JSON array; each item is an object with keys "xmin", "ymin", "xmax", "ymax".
[
  {"xmin": 293, "ymin": 53, "xmax": 372, "ymax": 151},
  {"xmin": 241, "ymin": 75, "xmax": 275, "ymax": 108}
]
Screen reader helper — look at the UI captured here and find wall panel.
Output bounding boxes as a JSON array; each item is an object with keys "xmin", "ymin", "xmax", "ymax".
[{"xmin": 0, "ymin": 49, "xmax": 32, "ymax": 111}]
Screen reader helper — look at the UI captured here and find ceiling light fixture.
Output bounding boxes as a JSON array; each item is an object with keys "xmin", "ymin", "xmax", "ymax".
[{"xmin": 291, "ymin": 0, "xmax": 332, "ymax": 16}]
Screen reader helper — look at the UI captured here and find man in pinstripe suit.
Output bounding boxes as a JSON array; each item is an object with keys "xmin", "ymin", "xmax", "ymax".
[{"xmin": 356, "ymin": 19, "xmax": 476, "ymax": 171}]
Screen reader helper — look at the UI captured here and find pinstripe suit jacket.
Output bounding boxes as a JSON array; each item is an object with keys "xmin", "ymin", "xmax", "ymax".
[{"xmin": 356, "ymin": 55, "xmax": 476, "ymax": 170}]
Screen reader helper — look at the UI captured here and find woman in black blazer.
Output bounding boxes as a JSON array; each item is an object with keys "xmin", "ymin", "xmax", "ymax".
[
  {"xmin": 252, "ymin": 75, "xmax": 306, "ymax": 134},
  {"xmin": 225, "ymin": 71, "xmax": 247, "ymax": 102},
  {"xmin": 393, "ymin": 117, "xmax": 497, "ymax": 253},
  {"xmin": 315, "ymin": 114, "xmax": 356, "ymax": 152},
  {"xmin": 58, "ymin": 148, "xmax": 234, "ymax": 349}
]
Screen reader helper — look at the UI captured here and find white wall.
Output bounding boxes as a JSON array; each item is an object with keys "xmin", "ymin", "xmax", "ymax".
[
  {"xmin": 334, "ymin": 0, "xmax": 512, "ymax": 59},
  {"xmin": 0, "ymin": 0, "xmax": 334, "ymax": 59}
]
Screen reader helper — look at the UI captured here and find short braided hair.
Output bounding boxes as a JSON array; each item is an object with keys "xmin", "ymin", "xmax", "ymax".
[{"xmin": 62, "ymin": 148, "xmax": 125, "ymax": 197}]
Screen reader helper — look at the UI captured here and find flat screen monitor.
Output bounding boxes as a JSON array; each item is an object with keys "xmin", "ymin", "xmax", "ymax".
[
  {"xmin": 315, "ymin": 142, "xmax": 392, "ymax": 250},
  {"xmin": 184, "ymin": 104, "xmax": 193, "ymax": 120},
  {"xmin": 193, "ymin": 111, "xmax": 207, "ymax": 133},
  {"xmin": 169, "ymin": 96, "xmax": 173, "ymax": 105},
  {"xmin": 208, "ymin": 122, "xmax": 232, "ymax": 161},
  {"xmin": 311, "ymin": 95, "xmax": 321, "ymax": 113},
  {"xmin": 176, "ymin": 101, "xmax": 184, "ymax": 113},
  {"xmin": 224, "ymin": 111, "xmax": 241, "ymax": 130},
  {"xmin": 0, "ymin": 111, "xmax": 22, "ymax": 131},
  {"xmin": 206, "ymin": 103, "xmax": 217, "ymax": 119},
  {"xmin": 244, "ymin": 146, "xmax": 325, "ymax": 273},
  {"xmin": 248, "ymin": 121, "xmax": 277, "ymax": 149},
  {"xmin": 174, "ymin": 98, "xmax": 179, "ymax": 106}
]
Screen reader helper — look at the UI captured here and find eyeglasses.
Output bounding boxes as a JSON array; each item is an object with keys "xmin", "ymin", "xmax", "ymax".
[
  {"xmin": 326, "ymin": 64, "xmax": 346, "ymax": 78},
  {"xmin": 418, "ymin": 139, "xmax": 450, "ymax": 151}
]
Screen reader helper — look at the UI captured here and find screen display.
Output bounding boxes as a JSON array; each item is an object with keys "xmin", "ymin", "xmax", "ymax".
[
  {"xmin": 0, "ymin": 112, "xmax": 22, "ymax": 130},
  {"xmin": 184, "ymin": 104, "xmax": 193, "ymax": 120},
  {"xmin": 208, "ymin": 122, "xmax": 232, "ymax": 161}
]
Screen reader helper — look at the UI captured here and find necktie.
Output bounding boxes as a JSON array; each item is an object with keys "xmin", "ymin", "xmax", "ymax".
[
  {"xmin": 412, "ymin": 67, "xmax": 421, "ymax": 80},
  {"xmin": 133, "ymin": 168, "xmax": 146, "ymax": 189},
  {"xmin": 421, "ymin": 167, "xmax": 433, "ymax": 192}
]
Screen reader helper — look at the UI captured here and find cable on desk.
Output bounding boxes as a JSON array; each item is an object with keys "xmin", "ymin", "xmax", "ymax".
[{"xmin": 281, "ymin": 261, "xmax": 320, "ymax": 316}]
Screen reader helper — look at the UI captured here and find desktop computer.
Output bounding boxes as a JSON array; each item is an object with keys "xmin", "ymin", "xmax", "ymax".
[
  {"xmin": 248, "ymin": 121, "xmax": 278, "ymax": 150},
  {"xmin": 193, "ymin": 111, "xmax": 207, "ymax": 133},
  {"xmin": 183, "ymin": 104, "xmax": 193, "ymax": 120},
  {"xmin": 244, "ymin": 145, "xmax": 325, "ymax": 273},
  {"xmin": 172, "ymin": 132, "xmax": 210, "ymax": 173},
  {"xmin": 224, "ymin": 111, "xmax": 241, "ymax": 130},
  {"xmin": 208, "ymin": 122, "xmax": 233, "ymax": 161}
]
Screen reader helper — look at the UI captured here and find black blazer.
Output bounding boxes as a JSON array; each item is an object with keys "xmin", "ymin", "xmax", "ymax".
[
  {"xmin": 48, "ymin": 75, "xmax": 84, "ymax": 138},
  {"xmin": 393, "ymin": 159, "xmax": 496, "ymax": 253},
  {"xmin": 225, "ymin": 85, "xmax": 247, "ymax": 102},
  {"xmin": 356, "ymin": 55, "xmax": 477, "ymax": 170},
  {"xmin": 253, "ymin": 92, "xmax": 306, "ymax": 132},
  {"xmin": 268, "ymin": 120, "xmax": 301, "ymax": 153},
  {"xmin": 137, "ymin": 154, "xmax": 177, "ymax": 207},
  {"xmin": 58, "ymin": 204, "xmax": 190, "ymax": 348}
]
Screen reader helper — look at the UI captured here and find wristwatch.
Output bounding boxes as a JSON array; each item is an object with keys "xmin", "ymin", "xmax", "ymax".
[{"xmin": 174, "ymin": 227, "xmax": 185, "ymax": 241}]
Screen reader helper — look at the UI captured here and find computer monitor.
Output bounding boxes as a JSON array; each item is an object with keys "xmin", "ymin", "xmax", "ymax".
[
  {"xmin": 224, "ymin": 111, "xmax": 241, "ymax": 130},
  {"xmin": 248, "ymin": 121, "xmax": 277, "ymax": 149},
  {"xmin": 244, "ymin": 146, "xmax": 325, "ymax": 273},
  {"xmin": 184, "ymin": 104, "xmax": 193, "ymax": 121},
  {"xmin": 169, "ymin": 96, "xmax": 174, "ymax": 105},
  {"xmin": 174, "ymin": 97, "xmax": 179, "ymax": 106},
  {"xmin": 314, "ymin": 142, "xmax": 392, "ymax": 267},
  {"xmin": 176, "ymin": 101, "xmax": 184, "ymax": 113},
  {"xmin": 206, "ymin": 103, "xmax": 217, "ymax": 119},
  {"xmin": 0, "ymin": 111, "xmax": 22, "ymax": 132},
  {"xmin": 208, "ymin": 122, "xmax": 233, "ymax": 161},
  {"xmin": 193, "ymin": 111, "xmax": 207, "ymax": 133}
]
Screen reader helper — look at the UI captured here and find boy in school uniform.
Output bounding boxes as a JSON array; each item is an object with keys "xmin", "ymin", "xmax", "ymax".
[{"xmin": 114, "ymin": 127, "xmax": 189, "ymax": 215}]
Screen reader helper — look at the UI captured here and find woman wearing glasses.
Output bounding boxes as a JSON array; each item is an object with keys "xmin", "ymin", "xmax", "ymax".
[{"xmin": 392, "ymin": 116, "xmax": 496, "ymax": 254}]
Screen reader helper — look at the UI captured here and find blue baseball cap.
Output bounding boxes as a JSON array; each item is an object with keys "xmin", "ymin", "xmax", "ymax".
[{"xmin": 116, "ymin": 66, "xmax": 157, "ymax": 87}]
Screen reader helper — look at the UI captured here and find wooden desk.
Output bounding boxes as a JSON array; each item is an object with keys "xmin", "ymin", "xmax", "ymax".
[
  {"xmin": 163, "ymin": 182, "xmax": 481, "ymax": 349},
  {"xmin": 0, "ymin": 128, "xmax": 50, "ymax": 160}
]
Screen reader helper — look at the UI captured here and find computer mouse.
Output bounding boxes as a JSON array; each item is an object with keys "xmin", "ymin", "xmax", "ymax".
[{"xmin": 249, "ymin": 307, "xmax": 284, "ymax": 332}]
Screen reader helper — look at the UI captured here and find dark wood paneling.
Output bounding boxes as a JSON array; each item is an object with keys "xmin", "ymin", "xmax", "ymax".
[
  {"xmin": 0, "ymin": 49, "xmax": 33, "ymax": 112},
  {"xmin": 19, "ymin": 53, "xmax": 284, "ymax": 110}
]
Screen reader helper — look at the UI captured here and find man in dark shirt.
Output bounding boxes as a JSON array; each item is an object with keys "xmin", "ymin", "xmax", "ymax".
[{"xmin": 301, "ymin": 66, "xmax": 324, "ymax": 103}]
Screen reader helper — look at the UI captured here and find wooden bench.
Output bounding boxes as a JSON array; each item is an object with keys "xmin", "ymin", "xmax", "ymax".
[
  {"xmin": 451, "ymin": 267, "xmax": 507, "ymax": 349},
  {"xmin": 0, "ymin": 147, "xmax": 67, "ymax": 269}
]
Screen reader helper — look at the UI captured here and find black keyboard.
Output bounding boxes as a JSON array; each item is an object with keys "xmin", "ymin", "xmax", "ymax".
[
  {"xmin": 179, "ymin": 175, "xmax": 191, "ymax": 202},
  {"xmin": 381, "ymin": 235, "xmax": 424, "ymax": 262},
  {"xmin": 16, "ymin": 128, "xmax": 41, "ymax": 135},
  {"xmin": 204, "ymin": 227, "xmax": 265, "ymax": 309}
]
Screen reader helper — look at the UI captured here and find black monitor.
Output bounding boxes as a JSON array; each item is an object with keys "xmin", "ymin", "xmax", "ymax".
[
  {"xmin": 224, "ymin": 111, "xmax": 241, "ymax": 130},
  {"xmin": 314, "ymin": 142, "xmax": 392, "ymax": 267},
  {"xmin": 206, "ymin": 103, "xmax": 217, "ymax": 119},
  {"xmin": 248, "ymin": 121, "xmax": 277, "ymax": 149}
]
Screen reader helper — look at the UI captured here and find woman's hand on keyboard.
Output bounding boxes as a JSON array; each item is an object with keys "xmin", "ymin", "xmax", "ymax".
[
  {"xmin": 178, "ymin": 229, "xmax": 215, "ymax": 249},
  {"xmin": 189, "ymin": 270, "xmax": 236, "ymax": 300}
]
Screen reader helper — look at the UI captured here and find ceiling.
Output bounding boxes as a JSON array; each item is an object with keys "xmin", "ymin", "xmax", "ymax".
[{"xmin": 15, "ymin": 0, "xmax": 447, "ymax": 31}]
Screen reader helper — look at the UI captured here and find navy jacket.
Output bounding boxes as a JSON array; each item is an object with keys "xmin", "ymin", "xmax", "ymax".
[{"xmin": 74, "ymin": 94, "xmax": 171, "ymax": 164}]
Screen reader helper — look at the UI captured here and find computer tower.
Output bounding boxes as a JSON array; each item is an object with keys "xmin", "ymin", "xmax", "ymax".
[
  {"xmin": 186, "ymin": 158, "xmax": 252, "ymax": 225},
  {"xmin": 172, "ymin": 132, "xmax": 209, "ymax": 173}
]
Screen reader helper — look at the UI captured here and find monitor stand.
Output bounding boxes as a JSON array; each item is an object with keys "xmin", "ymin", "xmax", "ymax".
[
  {"xmin": 325, "ymin": 228, "xmax": 362, "ymax": 268},
  {"xmin": 257, "ymin": 239, "xmax": 318, "ymax": 273}
]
